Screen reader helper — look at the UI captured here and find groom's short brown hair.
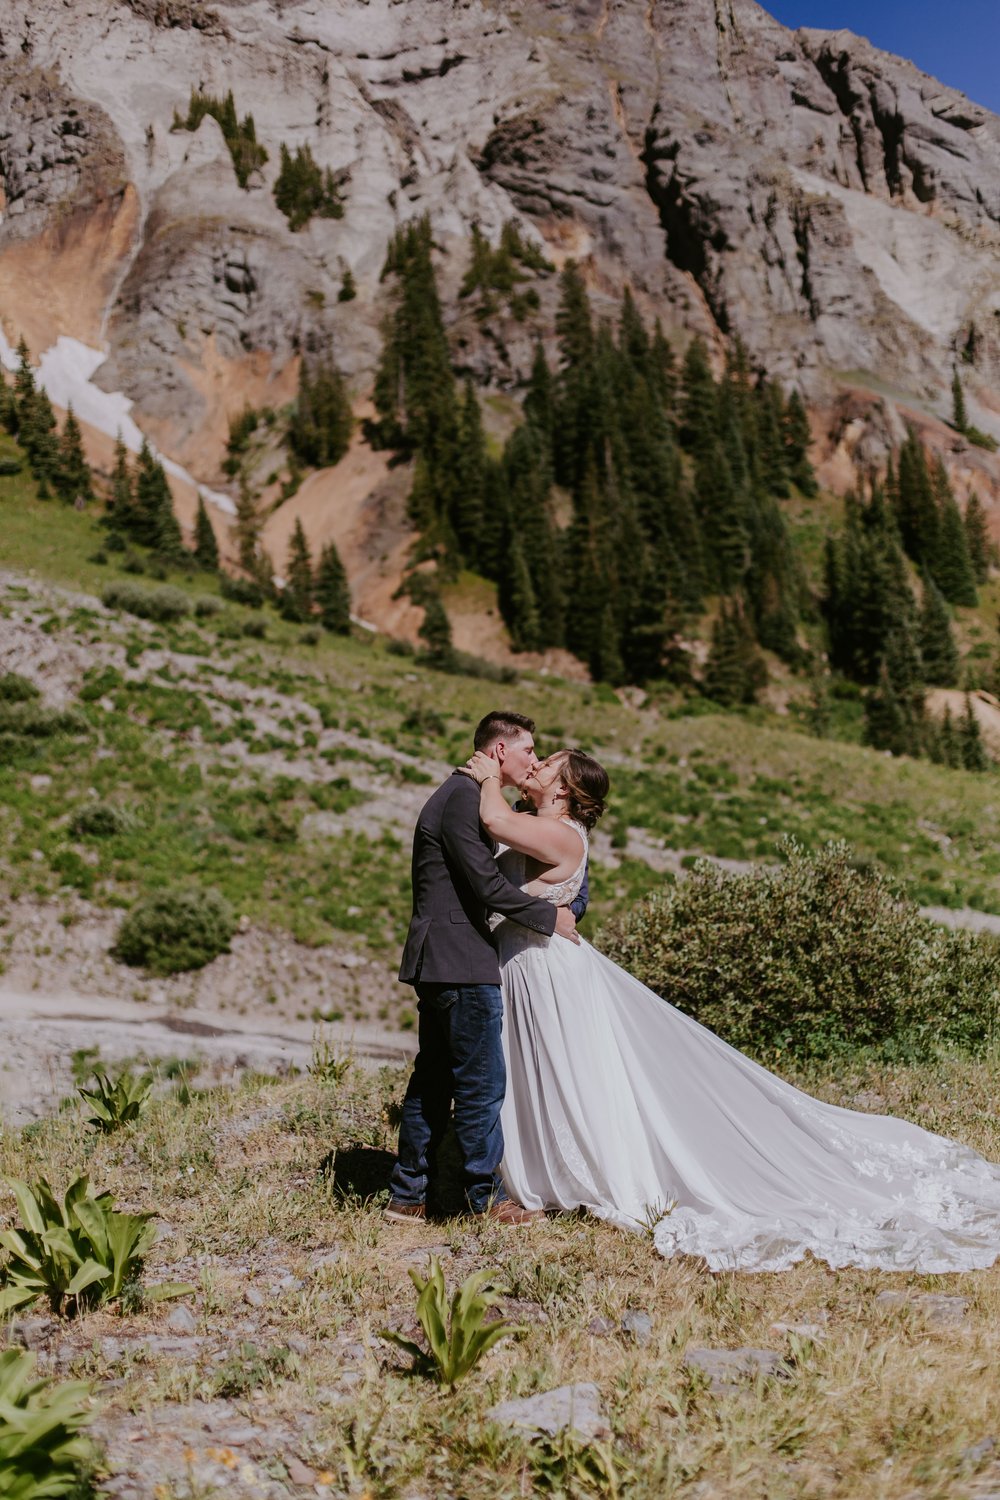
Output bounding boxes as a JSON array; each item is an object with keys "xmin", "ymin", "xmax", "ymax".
[{"xmin": 474, "ymin": 710, "xmax": 536, "ymax": 752}]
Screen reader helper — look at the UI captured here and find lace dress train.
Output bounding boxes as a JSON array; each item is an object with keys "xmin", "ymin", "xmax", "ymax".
[{"xmin": 493, "ymin": 825, "xmax": 1000, "ymax": 1273}]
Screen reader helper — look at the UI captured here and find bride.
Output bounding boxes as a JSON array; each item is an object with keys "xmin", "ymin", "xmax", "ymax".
[{"xmin": 465, "ymin": 745, "xmax": 1000, "ymax": 1273}]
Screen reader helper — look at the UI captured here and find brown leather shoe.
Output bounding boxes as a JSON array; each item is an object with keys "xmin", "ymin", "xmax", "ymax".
[
  {"xmin": 383, "ymin": 1200, "xmax": 426, "ymax": 1223},
  {"xmin": 483, "ymin": 1199, "xmax": 544, "ymax": 1225}
]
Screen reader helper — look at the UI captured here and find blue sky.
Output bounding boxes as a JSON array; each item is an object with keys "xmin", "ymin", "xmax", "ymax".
[{"xmin": 764, "ymin": 1, "xmax": 1000, "ymax": 115}]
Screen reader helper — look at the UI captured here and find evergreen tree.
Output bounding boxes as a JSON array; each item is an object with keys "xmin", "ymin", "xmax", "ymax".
[
  {"xmin": 863, "ymin": 661, "xmax": 911, "ymax": 756},
  {"xmin": 782, "ymin": 389, "xmax": 817, "ymax": 495},
  {"xmin": 193, "ymin": 496, "xmax": 220, "ymax": 571},
  {"xmin": 678, "ymin": 338, "xmax": 717, "ymax": 457},
  {"xmin": 938, "ymin": 704, "xmax": 960, "ymax": 768},
  {"xmin": 0, "ymin": 376, "xmax": 17, "ymax": 435},
  {"xmin": 703, "ymin": 599, "xmax": 767, "ymax": 705},
  {"xmin": 418, "ymin": 592, "xmax": 454, "ymax": 667},
  {"xmin": 960, "ymin": 693, "xmax": 989, "ymax": 771},
  {"xmin": 107, "ymin": 435, "xmax": 134, "ymax": 534},
  {"xmin": 282, "ymin": 518, "xmax": 314, "ymax": 621},
  {"xmin": 288, "ymin": 361, "xmax": 352, "ymax": 469},
  {"xmin": 451, "ymin": 380, "xmax": 487, "ymax": 564},
  {"xmin": 918, "ymin": 576, "xmax": 959, "ymax": 686},
  {"xmin": 22, "ymin": 387, "xmax": 59, "ymax": 495},
  {"xmin": 894, "ymin": 431, "xmax": 939, "ymax": 568},
  {"xmin": 371, "ymin": 218, "xmax": 462, "ymax": 546},
  {"xmin": 234, "ymin": 475, "xmax": 261, "ymax": 576},
  {"xmin": 499, "ymin": 534, "xmax": 541, "ymax": 653},
  {"xmin": 273, "ymin": 142, "xmax": 344, "ymax": 231},
  {"xmin": 315, "ymin": 541, "xmax": 351, "ymax": 634},
  {"xmin": 952, "ymin": 368, "xmax": 968, "ymax": 434},
  {"xmin": 964, "ymin": 491, "xmax": 993, "ymax": 584},
  {"xmin": 932, "ymin": 457, "xmax": 977, "ymax": 606},
  {"xmin": 55, "ymin": 406, "xmax": 92, "ymax": 503}
]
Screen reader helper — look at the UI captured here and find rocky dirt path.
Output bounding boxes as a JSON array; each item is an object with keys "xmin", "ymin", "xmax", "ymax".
[{"xmin": 0, "ymin": 985, "xmax": 416, "ymax": 1126}]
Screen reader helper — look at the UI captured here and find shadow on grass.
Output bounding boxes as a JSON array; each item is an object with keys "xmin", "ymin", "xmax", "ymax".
[{"xmin": 321, "ymin": 1128, "xmax": 466, "ymax": 1216}]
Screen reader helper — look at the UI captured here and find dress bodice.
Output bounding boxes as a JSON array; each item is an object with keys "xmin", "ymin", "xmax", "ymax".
[{"xmin": 490, "ymin": 819, "xmax": 588, "ymax": 929}]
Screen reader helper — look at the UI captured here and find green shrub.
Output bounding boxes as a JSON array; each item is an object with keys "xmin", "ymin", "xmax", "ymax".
[
  {"xmin": 0, "ymin": 457, "xmax": 22, "ymax": 476},
  {"xmin": 101, "ymin": 581, "xmax": 190, "ymax": 623},
  {"xmin": 0, "ymin": 1175, "xmax": 194, "ymax": 1317},
  {"xmin": 69, "ymin": 803, "xmax": 138, "ymax": 839},
  {"xmin": 380, "ymin": 1258, "xmax": 525, "ymax": 1390},
  {"xmin": 0, "ymin": 703, "xmax": 87, "ymax": 738},
  {"xmin": 598, "ymin": 840, "xmax": 1000, "ymax": 1061},
  {"xmin": 112, "ymin": 886, "xmax": 237, "ymax": 974},
  {"xmin": 0, "ymin": 673, "xmax": 39, "ymax": 703},
  {"xmin": 194, "ymin": 594, "xmax": 223, "ymax": 618},
  {"xmin": 220, "ymin": 575, "xmax": 264, "ymax": 608},
  {"xmin": 0, "ymin": 1349, "xmax": 94, "ymax": 1498},
  {"xmin": 78, "ymin": 1071, "xmax": 153, "ymax": 1134}
]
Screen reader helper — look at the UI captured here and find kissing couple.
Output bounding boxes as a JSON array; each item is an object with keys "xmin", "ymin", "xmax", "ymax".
[{"xmin": 388, "ymin": 710, "xmax": 1000, "ymax": 1272}]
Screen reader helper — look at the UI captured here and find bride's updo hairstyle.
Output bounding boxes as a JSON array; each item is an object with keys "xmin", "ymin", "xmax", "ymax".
[{"xmin": 559, "ymin": 749, "xmax": 609, "ymax": 831}]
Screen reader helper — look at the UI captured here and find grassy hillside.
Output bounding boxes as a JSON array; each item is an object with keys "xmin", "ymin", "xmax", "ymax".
[
  {"xmin": 5, "ymin": 1054, "xmax": 1000, "ymax": 1498},
  {"xmin": 3, "ymin": 455, "xmax": 1000, "ymax": 1027}
]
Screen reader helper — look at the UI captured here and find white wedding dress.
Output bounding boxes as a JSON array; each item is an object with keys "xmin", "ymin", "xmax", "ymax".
[{"xmin": 492, "ymin": 821, "xmax": 1000, "ymax": 1273}]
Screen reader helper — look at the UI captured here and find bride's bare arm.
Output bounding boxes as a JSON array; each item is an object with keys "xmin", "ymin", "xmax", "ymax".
[{"xmin": 465, "ymin": 753, "xmax": 579, "ymax": 866}]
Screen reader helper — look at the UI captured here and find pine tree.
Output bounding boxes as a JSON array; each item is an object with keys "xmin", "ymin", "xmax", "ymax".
[
  {"xmin": 918, "ymin": 576, "xmax": 959, "ymax": 686},
  {"xmin": 938, "ymin": 704, "xmax": 960, "ymax": 768},
  {"xmin": 964, "ymin": 491, "xmax": 992, "ymax": 584},
  {"xmin": 703, "ymin": 599, "xmax": 767, "ymax": 705},
  {"xmin": 678, "ymin": 338, "xmax": 717, "ymax": 457},
  {"xmin": 282, "ymin": 518, "xmax": 314, "ymax": 621},
  {"xmin": 960, "ymin": 693, "xmax": 989, "ymax": 771},
  {"xmin": 782, "ymin": 390, "xmax": 817, "ymax": 495},
  {"xmin": 315, "ymin": 541, "xmax": 351, "ymax": 634},
  {"xmin": 0, "ymin": 376, "xmax": 17, "ymax": 435},
  {"xmin": 451, "ymin": 380, "xmax": 487, "ymax": 565},
  {"xmin": 55, "ymin": 406, "xmax": 92, "ymax": 503},
  {"xmin": 952, "ymin": 368, "xmax": 968, "ymax": 434},
  {"xmin": 929, "ymin": 456, "xmax": 977, "ymax": 605},
  {"xmin": 13, "ymin": 338, "xmax": 34, "ymax": 421},
  {"xmin": 894, "ymin": 431, "xmax": 939, "ymax": 567},
  {"xmin": 500, "ymin": 534, "xmax": 542, "ymax": 653},
  {"xmin": 107, "ymin": 434, "xmax": 134, "ymax": 534},
  {"xmin": 418, "ymin": 592, "xmax": 454, "ymax": 667},
  {"xmin": 22, "ymin": 387, "xmax": 59, "ymax": 495},
  {"xmin": 193, "ymin": 496, "xmax": 219, "ymax": 571},
  {"xmin": 863, "ymin": 661, "xmax": 911, "ymax": 756},
  {"xmin": 288, "ymin": 361, "xmax": 352, "ymax": 468},
  {"xmin": 234, "ymin": 475, "xmax": 261, "ymax": 575}
]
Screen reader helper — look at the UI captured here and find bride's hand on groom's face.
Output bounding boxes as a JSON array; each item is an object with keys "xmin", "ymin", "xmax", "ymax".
[{"xmin": 465, "ymin": 750, "xmax": 499, "ymax": 785}]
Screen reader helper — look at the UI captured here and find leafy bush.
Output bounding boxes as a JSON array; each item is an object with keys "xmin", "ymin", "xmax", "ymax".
[
  {"xmin": 78, "ymin": 1071, "xmax": 153, "ymax": 1134},
  {"xmin": 0, "ymin": 703, "xmax": 87, "ymax": 739},
  {"xmin": 69, "ymin": 803, "xmax": 137, "ymax": 839},
  {"xmin": 380, "ymin": 1258, "xmax": 524, "ymax": 1390},
  {"xmin": 598, "ymin": 840, "xmax": 1000, "ymax": 1061},
  {"xmin": 0, "ymin": 457, "xmax": 22, "ymax": 476},
  {"xmin": 101, "ymin": 581, "xmax": 190, "ymax": 623},
  {"xmin": 220, "ymin": 575, "xmax": 264, "ymax": 608},
  {"xmin": 0, "ymin": 1349, "xmax": 94, "ymax": 1499},
  {"xmin": 0, "ymin": 1176, "xmax": 194, "ymax": 1317},
  {"xmin": 0, "ymin": 673, "xmax": 39, "ymax": 703},
  {"xmin": 193, "ymin": 594, "xmax": 223, "ymax": 619},
  {"xmin": 112, "ymin": 887, "xmax": 237, "ymax": 975}
]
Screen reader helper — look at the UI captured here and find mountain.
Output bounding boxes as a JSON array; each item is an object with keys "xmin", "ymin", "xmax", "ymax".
[{"xmin": 3, "ymin": 0, "xmax": 1000, "ymax": 630}]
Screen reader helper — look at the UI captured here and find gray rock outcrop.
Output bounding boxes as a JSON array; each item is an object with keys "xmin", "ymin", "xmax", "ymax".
[{"xmin": 1, "ymin": 0, "xmax": 999, "ymax": 472}]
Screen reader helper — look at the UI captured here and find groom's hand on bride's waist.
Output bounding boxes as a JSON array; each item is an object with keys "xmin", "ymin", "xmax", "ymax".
[{"xmin": 554, "ymin": 907, "xmax": 579, "ymax": 943}]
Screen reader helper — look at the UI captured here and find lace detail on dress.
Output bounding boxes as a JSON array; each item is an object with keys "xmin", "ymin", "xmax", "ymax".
[{"xmin": 488, "ymin": 819, "xmax": 587, "ymax": 930}]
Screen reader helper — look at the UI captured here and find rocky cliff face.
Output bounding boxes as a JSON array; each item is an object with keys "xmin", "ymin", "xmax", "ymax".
[{"xmin": 2, "ymin": 0, "xmax": 1000, "ymax": 525}]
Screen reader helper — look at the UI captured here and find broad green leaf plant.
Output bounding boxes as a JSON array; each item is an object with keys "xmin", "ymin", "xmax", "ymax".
[
  {"xmin": 0, "ymin": 1176, "xmax": 195, "ymax": 1318},
  {"xmin": 0, "ymin": 1347, "xmax": 94, "ymax": 1499},
  {"xmin": 78, "ymin": 1071, "xmax": 153, "ymax": 1134},
  {"xmin": 380, "ymin": 1256, "xmax": 525, "ymax": 1390}
]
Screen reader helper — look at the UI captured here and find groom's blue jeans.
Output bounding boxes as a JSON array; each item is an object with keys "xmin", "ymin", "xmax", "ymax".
[{"xmin": 389, "ymin": 982, "xmax": 508, "ymax": 1214}]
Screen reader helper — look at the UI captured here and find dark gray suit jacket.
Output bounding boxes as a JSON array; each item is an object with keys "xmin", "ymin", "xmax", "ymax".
[{"xmin": 398, "ymin": 771, "xmax": 558, "ymax": 987}]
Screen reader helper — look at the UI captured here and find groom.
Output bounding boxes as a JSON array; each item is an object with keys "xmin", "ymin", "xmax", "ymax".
[{"xmin": 387, "ymin": 709, "xmax": 579, "ymax": 1224}]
